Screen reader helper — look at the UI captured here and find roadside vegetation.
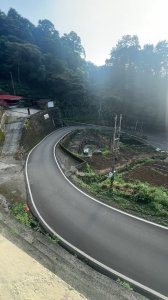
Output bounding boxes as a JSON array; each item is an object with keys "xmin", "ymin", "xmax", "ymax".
[
  {"xmin": 74, "ymin": 166, "xmax": 168, "ymax": 226},
  {"xmin": 10, "ymin": 202, "xmax": 40, "ymax": 228},
  {"xmin": 10, "ymin": 202, "xmax": 59, "ymax": 243},
  {"xmin": 116, "ymin": 279, "xmax": 133, "ymax": 291},
  {"xmin": 65, "ymin": 129, "xmax": 168, "ymax": 226}
]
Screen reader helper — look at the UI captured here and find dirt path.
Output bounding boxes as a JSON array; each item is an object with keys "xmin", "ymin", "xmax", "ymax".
[
  {"xmin": 1, "ymin": 108, "xmax": 39, "ymax": 156},
  {"xmin": 1, "ymin": 120, "xmax": 23, "ymax": 155}
]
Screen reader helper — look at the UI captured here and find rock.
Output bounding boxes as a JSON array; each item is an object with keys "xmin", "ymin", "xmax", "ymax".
[
  {"xmin": 2, "ymin": 202, "xmax": 8, "ymax": 208},
  {"xmin": 3, "ymin": 206, "xmax": 9, "ymax": 213},
  {"xmin": 70, "ymin": 166, "xmax": 77, "ymax": 174},
  {"xmin": 0, "ymin": 195, "xmax": 9, "ymax": 212},
  {"xmin": 0, "ymin": 195, "xmax": 6, "ymax": 204}
]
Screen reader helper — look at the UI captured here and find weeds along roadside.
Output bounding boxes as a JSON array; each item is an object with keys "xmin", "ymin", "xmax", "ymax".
[
  {"xmin": 10, "ymin": 202, "xmax": 59, "ymax": 244},
  {"xmin": 72, "ymin": 164, "xmax": 168, "ymax": 227}
]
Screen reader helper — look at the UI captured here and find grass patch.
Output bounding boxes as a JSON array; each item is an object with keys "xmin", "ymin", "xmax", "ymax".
[
  {"xmin": 83, "ymin": 163, "xmax": 95, "ymax": 174},
  {"xmin": 102, "ymin": 147, "xmax": 111, "ymax": 156}
]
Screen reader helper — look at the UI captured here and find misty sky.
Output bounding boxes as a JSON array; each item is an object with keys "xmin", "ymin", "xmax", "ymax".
[{"xmin": 1, "ymin": 0, "xmax": 168, "ymax": 65}]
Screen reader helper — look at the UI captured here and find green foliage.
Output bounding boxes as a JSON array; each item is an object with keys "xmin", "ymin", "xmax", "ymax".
[
  {"xmin": 75, "ymin": 161, "xmax": 168, "ymax": 224},
  {"xmin": 10, "ymin": 202, "xmax": 41, "ymax": 229},
  {"xmin": 116, "ymin": 278, "xmax": 133, "ymax": 291},
  {"xmin": 133, "ymin": 184, "xmax": 153, "ymax": 204},
  {"xmin": 102, "ymin": 148, "xmax": 110, "ymax": 156},
  {"xmin": 0, "ymin": 129, "xmax": 5, "ymax": 143},
  {"xmin": 134, "ymin": 190, "xmax": 150, "ymax": 203},
  {"xmin": 0, "ymin": 7, "xmax": 88, "ymax": 116},
  {"xmin": 0, "ymin": 9, "xmax": 168, "ymax": 130},
  {"xmin": 128, "ymin": 182, "xmax": 168, "ymax": 212},
  {"xmin": 81, "ymin": 164, "xmax": 101, "ymax": 185},
  {"xmin": 10, "ymin": 202, "xmax": 59, "ymax": 243},
  {"xmin": 84, "ymin": 163, "xmax": 94, "ymax": 174},
  {"xmin": 45, "ymin": 233, "xmax": 59, "ymax": 244},
  {"xmin": 24, "ymin": 119, "xmax": 30, "ymax": 130},
  {"xmin": 10, "ymin": 202, "xmax": 32, "ymax": 226}
]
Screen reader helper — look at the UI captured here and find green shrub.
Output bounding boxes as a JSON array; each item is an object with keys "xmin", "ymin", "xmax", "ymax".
[
  {"xmin": 84, "ymin": 163, "xmax": 94, "ymax": 174},
  {"xmin": 24, "ymin": 119, "xmax": 30, "ymax": 130},
  {"xmin": 133, "ymin": 190, "xmax": 153, "ymax": 204},
  {"xmin": 149, "ymin": 202, "xmax": 164, "ymax": 213},
  {"xmin": 81, "ymin": 175, "xmax": 99, "ymax": 184},
  {"xmin": 131, "ymin": 183, "xmax": 168, "ymax": 208},
  {"xmin": 45, "ymin": 233, "xmax": 59, "ymax": 244},
  {"xmin": 153, "ymin": 189, "xmax": 168, "ymax": 207},
  {"xmin": 102, "ymin": 148, "xmax": 110, "ymax": 156},
  {"xmin": 0, "ymin": 129, "xmax": 5, "ymax": 143},
  {"xmin": 11, "ymin": 203, "xmax": 32, "ymax": 226},
  {"xmin": 116, "ymin": 278, "xmax": 133, "ymax": 291}
]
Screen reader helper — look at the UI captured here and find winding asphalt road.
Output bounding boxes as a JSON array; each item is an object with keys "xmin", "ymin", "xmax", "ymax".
[{"xmin": 26, "ymin": 127, "xmax": 168, "ymax": 300}]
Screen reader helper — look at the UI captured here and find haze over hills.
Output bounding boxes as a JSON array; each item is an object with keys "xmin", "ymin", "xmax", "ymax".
[{"xmin": 0, "ymin": 8, "xmax": 168, "ymax": 131}]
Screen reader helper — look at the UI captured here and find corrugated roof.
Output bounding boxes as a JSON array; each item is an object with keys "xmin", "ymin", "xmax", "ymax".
[{"xmin": 0, "ymin": 95, "xmax": 23, "ymax": 100}]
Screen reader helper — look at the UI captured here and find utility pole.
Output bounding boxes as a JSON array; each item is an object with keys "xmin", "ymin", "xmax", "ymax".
[
  {"xmin": 110, "ymin": 114, "xmax": 122, "ymax": 189},
  {"xmin": 134, "ymin": 120, "xmax": 138, "ymax": 133},
  {"xmin": 9, "ymin": 72, "xmax": 16, "ymax": 95},
  {"xmin": 117, "ymin": 114, "xmax": 122, "ymax": 151},
  {"xmin": 111, "ymin": 115, "xmax": 117, "ymax": 151},
  {"xmin": 98, "ymin": 101, "xmax": 102, "ymax": 124},
  {"xmin": 140, "ymin": 121, "xmax": 143, "ymax": 135},
  {"xmin": 110, "ymin": 115, "xmax": 117, "ymax": 189}
]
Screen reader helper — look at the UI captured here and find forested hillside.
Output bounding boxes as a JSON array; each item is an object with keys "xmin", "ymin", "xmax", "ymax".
[{"xmin": 0, "ymin": 8, "xmax": 168, "ymax": 131}]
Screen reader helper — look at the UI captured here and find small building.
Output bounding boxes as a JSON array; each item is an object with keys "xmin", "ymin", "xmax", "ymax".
[{"xmin": 0, "ymin": 95, "xmax": 23, "ymax": 108}]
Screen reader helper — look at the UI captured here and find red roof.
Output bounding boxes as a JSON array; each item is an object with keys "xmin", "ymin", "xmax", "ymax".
[{"xmin": 0, "ymin": 95, "xmax": 23, "ymax": 101}]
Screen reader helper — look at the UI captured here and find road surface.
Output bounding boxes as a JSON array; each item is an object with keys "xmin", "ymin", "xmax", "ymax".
[
  {"xmin": 26, "ymin": 127, "xmax": 168, "ymax": 299},
  {"xmin": 146, "ymin": 132, "xmax": 168, "ymax": 151}
]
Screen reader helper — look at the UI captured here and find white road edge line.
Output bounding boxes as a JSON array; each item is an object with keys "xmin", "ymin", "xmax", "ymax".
[{"xmin": 25, "ymin": 127, "xmax": 168, "ymax": 300}]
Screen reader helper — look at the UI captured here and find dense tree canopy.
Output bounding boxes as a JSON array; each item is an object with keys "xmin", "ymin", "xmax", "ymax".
[
  {"xmin": 0, "ymin": 8, "xmax": 168, "ymax": 131},
  {"xmin": 103, "ymin": 35, "xmax": 168, "ymax": 130}
]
